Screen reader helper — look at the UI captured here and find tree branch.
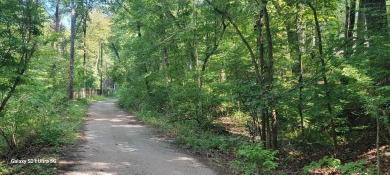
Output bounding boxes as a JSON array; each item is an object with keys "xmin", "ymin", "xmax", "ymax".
[{"xmin": 205, "ymin": 0, "xmax": 261, "ymax": 85}]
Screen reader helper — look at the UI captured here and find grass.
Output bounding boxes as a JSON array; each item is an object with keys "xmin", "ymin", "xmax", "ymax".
[{"xmin": 0, "ymin": 95, "xmax": 111, "ymax": 175}]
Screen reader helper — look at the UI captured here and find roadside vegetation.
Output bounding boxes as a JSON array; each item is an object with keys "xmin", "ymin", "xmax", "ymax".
[
  {"xmin": 0, "ymin": 98, "xmax": 87, "ymax": 174},
  {"xmin": 1, "ymin": 0, "xmax": 389, "ymax": 174},
  {"xmin": 114, "ymin": 0, "xmax": 389, "ymax": 174},
  {"xmin": 0, "ymin": 95, "xmax": 112, "ymax": 175}
]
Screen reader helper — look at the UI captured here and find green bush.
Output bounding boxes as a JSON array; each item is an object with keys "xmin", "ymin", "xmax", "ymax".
[
  {"xmin": 337, "ymin": 159, "xmax": 370, "ymax": 175},
  {"xmin": 230, "ymin": 143, "xmax": 278, "ymax": 175},
  {"xmin": 303, "ymin": 156, "xmax": 340, "ymax": 174},
  {"xmin": 303, "ymin": 156, "xmax": 371, "ymax": 175}
]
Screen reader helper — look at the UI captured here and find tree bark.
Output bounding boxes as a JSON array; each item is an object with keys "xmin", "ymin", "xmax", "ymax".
[
  {"xmin": 55, "ymin": 0, "xmax": 60, "ymax": 32},
  {"xmin": 344, "ymin": 0, "xmax": 357, "ymax": 58},
  {"xmin": 111, "ymin": 43, "xmax": 120, "ymax": 60},
  {"xmin": 83, "ymin": 0, "xmax": 88, "ymax": 98},
  {"xmin": 68, "ymin": 0, "xmax": 76, "ymax": 100},
  {"xmin": 263, "ymin": 3, "xmax": 277, "ymax": 150},
  {"xmin": 193, "ymin": 0, "xmax": 203, "ymax": 124},
  {"xmin": 0, "ymin": 43, "xmax": 37, "ymax": 114},
  {"xmin": 376, "ymin": 115, "xmax": 381, "ymax": 174},
  {"xmin": 99, "ymin": 43, "xmax": 103, "ymax": 96},
  {"xmin": 256, "ymin": 8, "xmax": 267, "ymax": 146},
  {"xmin": 137, "ymin": 22, "xmax": 152, "ymax": 96},
  {"xmin": 347, "ymin": 0, "xmax": 356, "ymax": 46}
]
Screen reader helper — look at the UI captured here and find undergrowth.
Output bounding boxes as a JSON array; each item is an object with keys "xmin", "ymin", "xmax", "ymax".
[
  {"xmin": 0, "ymin": 96, "xmax": 109, "ymax": 175},
  {"xmin": 120, "ymin": 103, "xmax": 279, "ymax": 175}
]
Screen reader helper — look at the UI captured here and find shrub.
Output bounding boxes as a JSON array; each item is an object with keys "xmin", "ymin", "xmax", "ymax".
[
  {"xmin": 230, "ymin": 143, "xmax": 278, "ymax": 175},
  {"xmin": 303, "ymin": 156, "xmax": 371, "ymax": 175}
]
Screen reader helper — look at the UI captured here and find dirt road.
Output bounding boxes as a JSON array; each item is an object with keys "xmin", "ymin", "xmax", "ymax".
[{"xmin": 60, "ymin": 99, "xmax": 215, "ymax": 175}]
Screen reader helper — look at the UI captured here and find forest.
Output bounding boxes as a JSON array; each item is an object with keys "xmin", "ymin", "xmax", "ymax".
[{"xmin": 0, "ymin": 0, "xmax": 389, "ymax": 174}]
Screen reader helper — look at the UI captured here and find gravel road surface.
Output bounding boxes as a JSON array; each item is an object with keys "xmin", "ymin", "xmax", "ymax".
[{"xmin": 60, "ymin": 99, "xmax": 215, "ymax": 175}]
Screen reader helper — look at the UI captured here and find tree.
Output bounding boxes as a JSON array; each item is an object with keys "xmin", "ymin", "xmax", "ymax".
[
  {"xmin": 69, "ymin": 0, "xmax": 76, "ymax": 100},
  {"xmin": 108, "ymin": 0, "xmax": 390, "ymax": 173},
  {"xmin": 362, "ymin": 0, "xmax": 389, "ymax": 173},
  {"xmin": 307, "ymin": 2, "xmax": 338, "ymax": 155},
  {"xmin": 0, "ymin": 0, "xmax": 44, "ymax": 150}
]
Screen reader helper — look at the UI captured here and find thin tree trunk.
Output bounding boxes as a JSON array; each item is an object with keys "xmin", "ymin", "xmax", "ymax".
[
  {"xmin": 308, "ymin": 3, "xmax": 338, "ymax": 155},
  {"xmin": 344, "ymin": 2, "xmax": 350, "ymax": 58},
  {"xmin": 266, "ymin": 111, "xmax": 271, "ymax": 149},
  {"xmin": 99, "ymin": 43, "xmax": 103, "ymax": 96},
  {"xmin": 51, "ymin": 0, "xmax": 60, "ymax": 48},
  {"xmin": 356, "ymin": 0, "xmax": 366, "ymax": 54},
  {"xmin": 193, "ymin": 0, "xmax": 203, "ymax": 124},
  {"xmin": 264, "ymin": 4, "xmax": 277, "ymax": 149},
  {"xmin": 83, "ymin": 0, "xmax": 88, "ymax": 98},
  {"xmin": 256, "ymin": 8, "xmax": 267, "ymax": 146},
  {"xmin": 111, "ymin": 43, "xmax": 120, "ymax": 60},
  {"xmin": 298, "ymin": 53, "xmax": 305, "ymax": 144},
  {"xmin": 68, "ymin": 0, "xmax": 76, "ymax": 100},
  {"xmin": 344, "ymin": 0, "xmax": 357, "ymax": 58},
  {"xmin": 376, "ymin": 115, "xmax": 381, "ymax": 174},
  {"xmin": 0, "ymin": 127, "xmax": 15, "ymax": 150},
  {"xmin": 55, "ymin": 0, "xmax": 60, "ymax": 32},
  {"xmin": 136, "ymin": 22, "xmax": 152, "ymax": 96},
  {"xmin": 205, "ymin": 0, "xmax": 261, "ymax": 87},
  {"xmin": 347, "ymin": 0, "xmax": 356, "ymax": 54}
]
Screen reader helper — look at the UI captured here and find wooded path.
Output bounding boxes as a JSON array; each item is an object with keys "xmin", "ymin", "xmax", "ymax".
[{"xmin": 60, "ymin": 99, "xmax": 215, "ymax": 175}]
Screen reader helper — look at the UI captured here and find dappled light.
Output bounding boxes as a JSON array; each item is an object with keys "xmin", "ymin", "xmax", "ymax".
[
  {"xmin": 60, "ymin": 99, "xmax": 215, "ymax": 175},
  {"xmin": 1, "ymin": 0, "xmax": 389, "ymax": 174},
  {"xmin": 111, "ymin": 124, "xmax": 145, "ymax": 128}
]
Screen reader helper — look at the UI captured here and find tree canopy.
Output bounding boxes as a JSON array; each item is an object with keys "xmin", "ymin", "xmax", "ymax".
[{"xmin": 1, "ymin": 0, "xmax": 389, "ymax": 174}]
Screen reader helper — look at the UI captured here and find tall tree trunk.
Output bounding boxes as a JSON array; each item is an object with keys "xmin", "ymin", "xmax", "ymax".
[
  {"xmin": 308, "ymin": 3, "xmax": 338, "ymax": 155},
  {"xmin": 137, "ymin": 22, "xmax": 152, "ymax": 96},
  {"xmin": 256, "ymin": 8, "xmax": 267, "ymax": 146},
  {"xmin": 55, "ymin": 0, "xmax": 60, "ymax": 32},
  {"xmin": 344, "ymin": 0, "xmax": 357, "ymax": 58},
  {"xmin": 51, "ymin": 0, "xmax": 60, "ymax": 48},
  {"xmin": 193, "ymin": 0, "xmax": 203, "ymax": 124},
  {"xmin": 68, "ymin": 0, "xmax": 76, "ymax": 100},
  {"xmin": 298, "ymin": 53, "xmax": 305, "ymax": 145},
  {"xmin": 376, "ymin": 115, "xmax": 381, "ymax": 174},
  {"xmin": 263, "ymin": 4, "xmax": 277, "ymax": 150},
  {"xmin": 206, "ymin": 0, "xmax": 269, "ymax": 145},
  {"xmin": 348, "ymin": 0, "xmax": 357, "ymax": 39},
  {"xmin": 158, "ymin": 5, "xmax": 171, "ymax": 83},
  {"xmin": 356, "ymin": 0, "xmax": 366, "ymax": 54},
  {"xmin": 347, "ymin": 0, "xmax": 357, "ymax": 52},
  {"xmin": 99, "ymin": 43, "xmax": 103, "ymax": 96},
  {"xmin": 111, "ymin": 43, "xmax": 120, "ymax": 60},
  {"xmin": 344, "ymin": 2, "xmax": 350, "ymax": 58},
  {"xmin": 83, "ymin": 0, "xmax": 88, "ymax": 98}
]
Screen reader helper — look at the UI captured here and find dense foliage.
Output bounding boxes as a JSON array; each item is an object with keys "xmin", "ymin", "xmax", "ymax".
[
  {"xmin": 0, "ymin": 0, "xmax": 112, "ymax": 173},
  {"xmin": 110, "ymin": 0, "xmax": 389, "ymax": 173},
  {"xmin": 0, "ymin": 0, "xmax": 389, "ymax": 174}
]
